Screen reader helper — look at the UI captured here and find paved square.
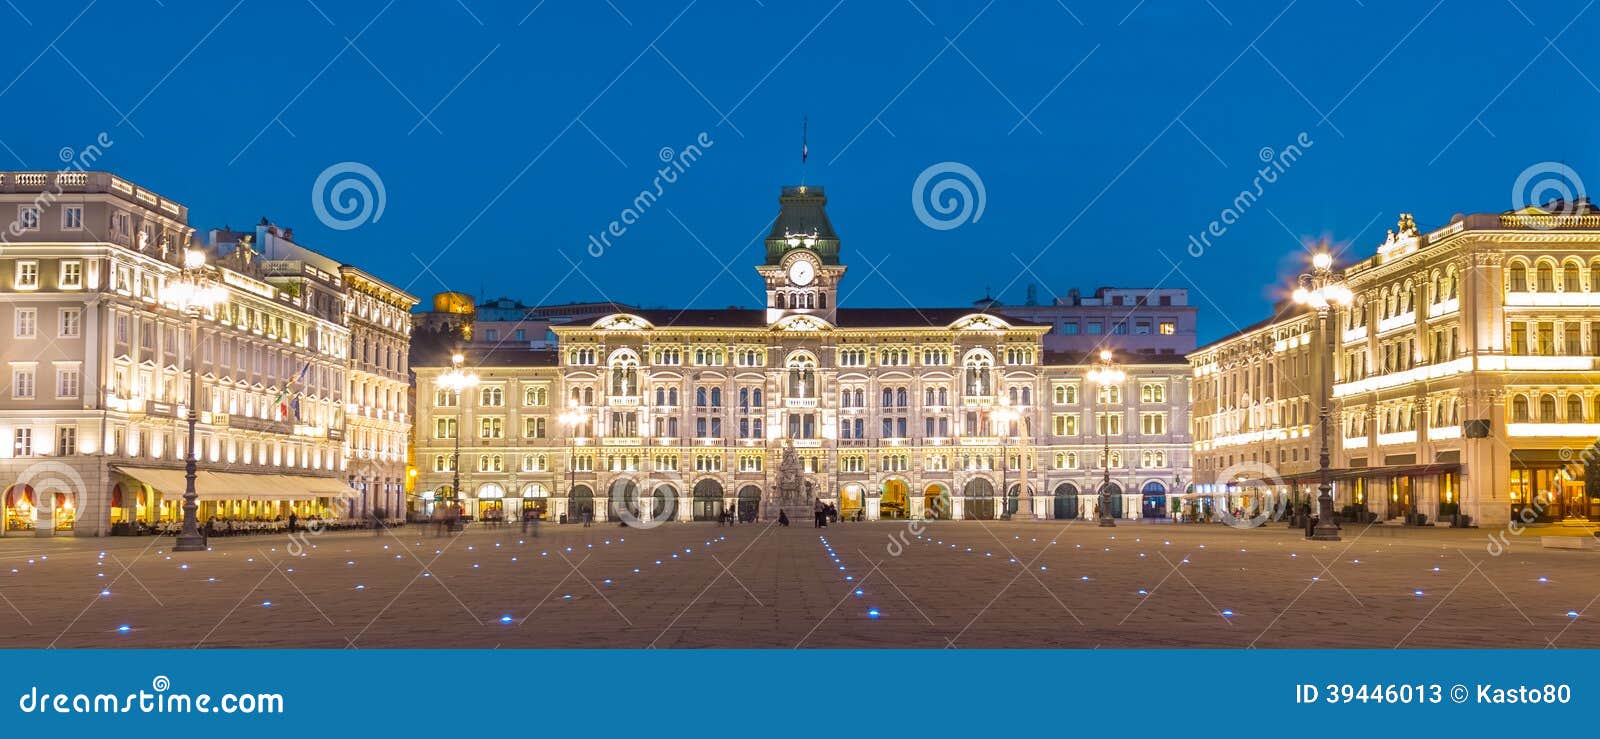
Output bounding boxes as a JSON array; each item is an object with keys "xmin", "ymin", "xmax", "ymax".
[{"xmin": 1, "ymin": 520, "xmax": 1596, "ymax": 648}]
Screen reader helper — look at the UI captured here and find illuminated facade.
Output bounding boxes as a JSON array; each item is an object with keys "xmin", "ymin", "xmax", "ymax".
[
  {"xmin": 413, "ymin": 186, "xmax": 1193, "ymax": 523},
  {"xmin": 0, "ymin": 172, "xmax": 364, "ymax": 536},
  {"xmin": 1192, "ymin": 206, "xmax": 1600, "ymax": 526}
]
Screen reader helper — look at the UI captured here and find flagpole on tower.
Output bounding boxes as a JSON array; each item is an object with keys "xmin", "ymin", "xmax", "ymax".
[{"xmin": 801, "ymin": 114, "xmax": 809, "ymax": 187}]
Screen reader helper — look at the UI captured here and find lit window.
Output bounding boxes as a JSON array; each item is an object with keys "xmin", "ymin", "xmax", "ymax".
[{"xmin": 15, "ymin": 261, "xmax": 39, "ymax": 289}]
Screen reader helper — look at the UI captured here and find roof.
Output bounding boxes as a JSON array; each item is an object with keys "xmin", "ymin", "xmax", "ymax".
[
  {"xmin": 605, "ymin": 307, "xmax": 1050, "ymax": 330},
  {"xmin": 415, "ymin": 348, "xmax": 560, "ymax": 369},
  {"xmin": 1190, "ymin": 299, "xmax": 1313, "ymax": 354},
  {"xmin": 767, "ymin": 186, "xmax": 837, "ymax": 242},
  {"xmin": 1042, "ymin": 350, "xmax": 1190, "ymax": 367}
]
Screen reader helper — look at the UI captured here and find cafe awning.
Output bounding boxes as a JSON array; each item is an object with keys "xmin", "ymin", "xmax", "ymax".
[{"xmin": 115, "ymin": 466, "xmax": 361, "ymax": 502}]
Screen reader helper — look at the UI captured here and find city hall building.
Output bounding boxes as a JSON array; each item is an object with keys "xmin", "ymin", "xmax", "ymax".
[
  {"xmin": 1191, "ymin": 205, "xmax": 1600, "ymax": 528},
  {"xmin": 412, "ymin": 185, "xmax": 1193, "ymax": 523}
]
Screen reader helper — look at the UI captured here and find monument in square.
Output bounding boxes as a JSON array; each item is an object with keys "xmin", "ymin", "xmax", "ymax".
[{"xmin": 766, "ymin": 441, "xmax": 814, "ymax": 522}]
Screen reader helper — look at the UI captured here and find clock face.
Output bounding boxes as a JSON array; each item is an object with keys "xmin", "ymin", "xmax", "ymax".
[{"xmin": 788, "ymin": 259, "xmax": 815, "ymax": 286}]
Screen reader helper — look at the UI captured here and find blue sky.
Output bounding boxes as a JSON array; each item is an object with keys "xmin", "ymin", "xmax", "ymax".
[{"xmin": 2, "ymin": 0, "xmax": 1596, "ymax": 341}]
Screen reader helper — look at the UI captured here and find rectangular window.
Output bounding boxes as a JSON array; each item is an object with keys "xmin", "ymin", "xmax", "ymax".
[
  {"xmin": 1060, "ymin": 323, "xmax": 1079, "ymax": 335},
  {"xmin": 62, "ymin": 206, "xmax": 83, "ymax": 230},
  {"xmin": 12, "ymin": 367, "xmax": 36, "ymax": 399},
  {"xmin": 1159, "ymin": 321, "xmax": 1176, "ymax": 335},
  {"xmin": 15, "ymin": 308, "xmax": 37, "ymax": 338},
  {"xmin": 16, "ymin": 206, "xmax": 39, "ymax": 231},
  {"xmin": 14, "ymin": 428, "xmax": 32, "ymax": 456},
  {"xmin": 56, "ymin": 426, "xmax": 77, "ymax": 455},
  {"xmin": 1086, "ymin": 322, "xmax": 1102, "ymax": 335},
  {"xmin": 55, "ymin": 366, "xmax": 80, "ymax": 398},
  {"xmin": 434, "ymin": 417, "xmax": 457, "ymax": 439},
  {"xmin": 58, "ymin": 308, "xmax": 81, "ymax": 338},
  {"xmin": 15, "ymin": 261, "xmax": 39, "ymax": 289},
  {"xmin": 59, "ymin": 260, "xmax": 83, "ymax": 289}
]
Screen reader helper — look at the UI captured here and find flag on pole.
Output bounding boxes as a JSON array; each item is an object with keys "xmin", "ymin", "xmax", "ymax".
[{"xmin": 801, "ymin": 115, "xmax": 808, "ymax": 163}]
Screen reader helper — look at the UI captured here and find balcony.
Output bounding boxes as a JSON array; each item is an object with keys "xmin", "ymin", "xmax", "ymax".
[
  {"xmin": 230, "ymin": 415, "xmax": 293, "ymax": 435},
  {"xmin": 1427, "ymin": 298, "xmax": 1459, "ymax": 318},
  {"xmin": 1505, "ymin": 291, "xmax": 1600, "ymax": 307}
]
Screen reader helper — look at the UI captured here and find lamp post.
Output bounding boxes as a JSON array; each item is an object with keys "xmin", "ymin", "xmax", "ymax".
[
  {"xmin": 992, "ymin": 404, "xmax": 1019, "ymax": 520},
  {"xmin": 165, "ymin": 247, "xmax": 228, "ymax": 552},
  {"xmin": 1293, "ymin": 250, "xmax": 1352, "ymax": 542},
  {"xmin": 559, "ymin": 407, "xmax": 586, "ymax": 523},
  {"xmin": 1087, "ymin": 349, "xmax": 1125, "ymax": 528},
  {"xmin": 438, "ymin": 353, "xmax": 478, "ymax": 530}
]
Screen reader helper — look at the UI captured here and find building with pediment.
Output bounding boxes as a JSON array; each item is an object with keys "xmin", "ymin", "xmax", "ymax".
[
  {"xmin": 412, "ymin": 185, "xmax": 1193, "ymax": 523},
  {"xmin": 1191, "ymin": 204, "xmax": 1600, "ymax": 528}
]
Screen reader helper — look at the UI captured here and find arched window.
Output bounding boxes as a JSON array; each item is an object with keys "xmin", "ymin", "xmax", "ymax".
[
  {"xmin": 787, "ymin": 354, "xmax": 817, "ymax": 398},
  {"xmin": 963, "ymin": 352, "xmax": 994, "ymax": 397},
  {"xmin": 608, "ymin": 352, "xmax": 639, "ymax": 396},
  {"xmin": 1513, "ymin": 395, "xmax": 1530, "ymax": 423},
  {"xmin": 751, "ymin": 389, "xmax": 762, "ymax": 407},
  {"xmin": 1565, "ymin": 263, "xmax": 1583, "ymax": 292},
  {"xmin": 695, "ymin": 387, "xmax": 707, "ymax": 407},
  {"xmin": 1540, "ymin": 393, "xmax": 1557, "ymax": 423},
  {"xmin": 896, "ymin": 388, "xmax": 908, "ymax": 407},
  {"xmin": 709, "ymin": 387, "xmax": 722, "ymax": 407},
  {"xmin": 775, "ymin": 293, "xmax": 786, "ymax": 309},
  {"xmin": 1537, "ymin": 262, "xmax": 1555, "ymax": 292},
  {"xmin": 1510, "ymin": 263, "xmax": 1528, "ymax": 292},
  {"xmin": 1568, "ymin": 395, "xmax": 1585, "ymax": 422},
  {"xmin": 1021, "ymin": 387, "xmax": 1031, "ymax": 405}
]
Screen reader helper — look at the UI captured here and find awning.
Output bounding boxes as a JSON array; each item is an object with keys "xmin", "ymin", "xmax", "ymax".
[{"xmin": 115, "ymin": 466, "xmax": 360, "ymax": 502}]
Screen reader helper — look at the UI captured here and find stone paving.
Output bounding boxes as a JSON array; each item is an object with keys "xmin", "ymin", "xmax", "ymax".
[{"xmin": 1, "ymin": 518, "xmax": 1597, "ymax": 648}]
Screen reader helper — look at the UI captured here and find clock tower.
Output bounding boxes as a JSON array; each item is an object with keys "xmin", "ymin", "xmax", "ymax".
[{"xmin": 758, "ymin": 185, "xmax": 845, "ymax": 324}]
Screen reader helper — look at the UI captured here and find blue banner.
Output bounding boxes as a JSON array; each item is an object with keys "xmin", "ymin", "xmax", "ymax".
[{"xmin": 1, "ymin": 650, "xmax": 1590, "ymax": 737}]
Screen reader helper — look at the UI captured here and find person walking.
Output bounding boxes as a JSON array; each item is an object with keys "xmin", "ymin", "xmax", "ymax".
[{"xmin": 287, "ymin": 511, "xmax": 299, "ymax": 534}]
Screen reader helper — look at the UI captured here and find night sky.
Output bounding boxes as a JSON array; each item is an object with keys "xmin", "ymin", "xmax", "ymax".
[{"xmin": 3, "ymin": 0, "xmax": 1596, "ymax": 342}]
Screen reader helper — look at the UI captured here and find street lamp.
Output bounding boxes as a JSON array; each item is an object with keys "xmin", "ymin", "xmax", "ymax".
[
  {"xmin": 1087, "ymin": 349, "xmax": 1125, "ymax": 528},
  {"xmin": 438, "ymin": 352, "xmax": 479, "ymax": 529},
  {"xmin": 163, "ymin": 247, "xmax": 227, "ymax": 552},
  {"xmin": 1293, "ymin": 249, "xmax": 1353, "ymax": 542},
  {"xmin": 559, "ymin": 407, "xmax": 587, "ymax": 523},
  {"xmin": 991, "ymin": 403, "xmax": 1019, "ymax": 520}
]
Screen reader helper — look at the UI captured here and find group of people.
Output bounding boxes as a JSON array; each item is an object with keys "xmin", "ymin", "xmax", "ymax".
[
  {"xmin": 813, "ymin": 498, "xmax": 840, "ymax": 528},
  {"xmin": 430, "ymin": 504, "xmax": 463, "ymax": 536}
]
